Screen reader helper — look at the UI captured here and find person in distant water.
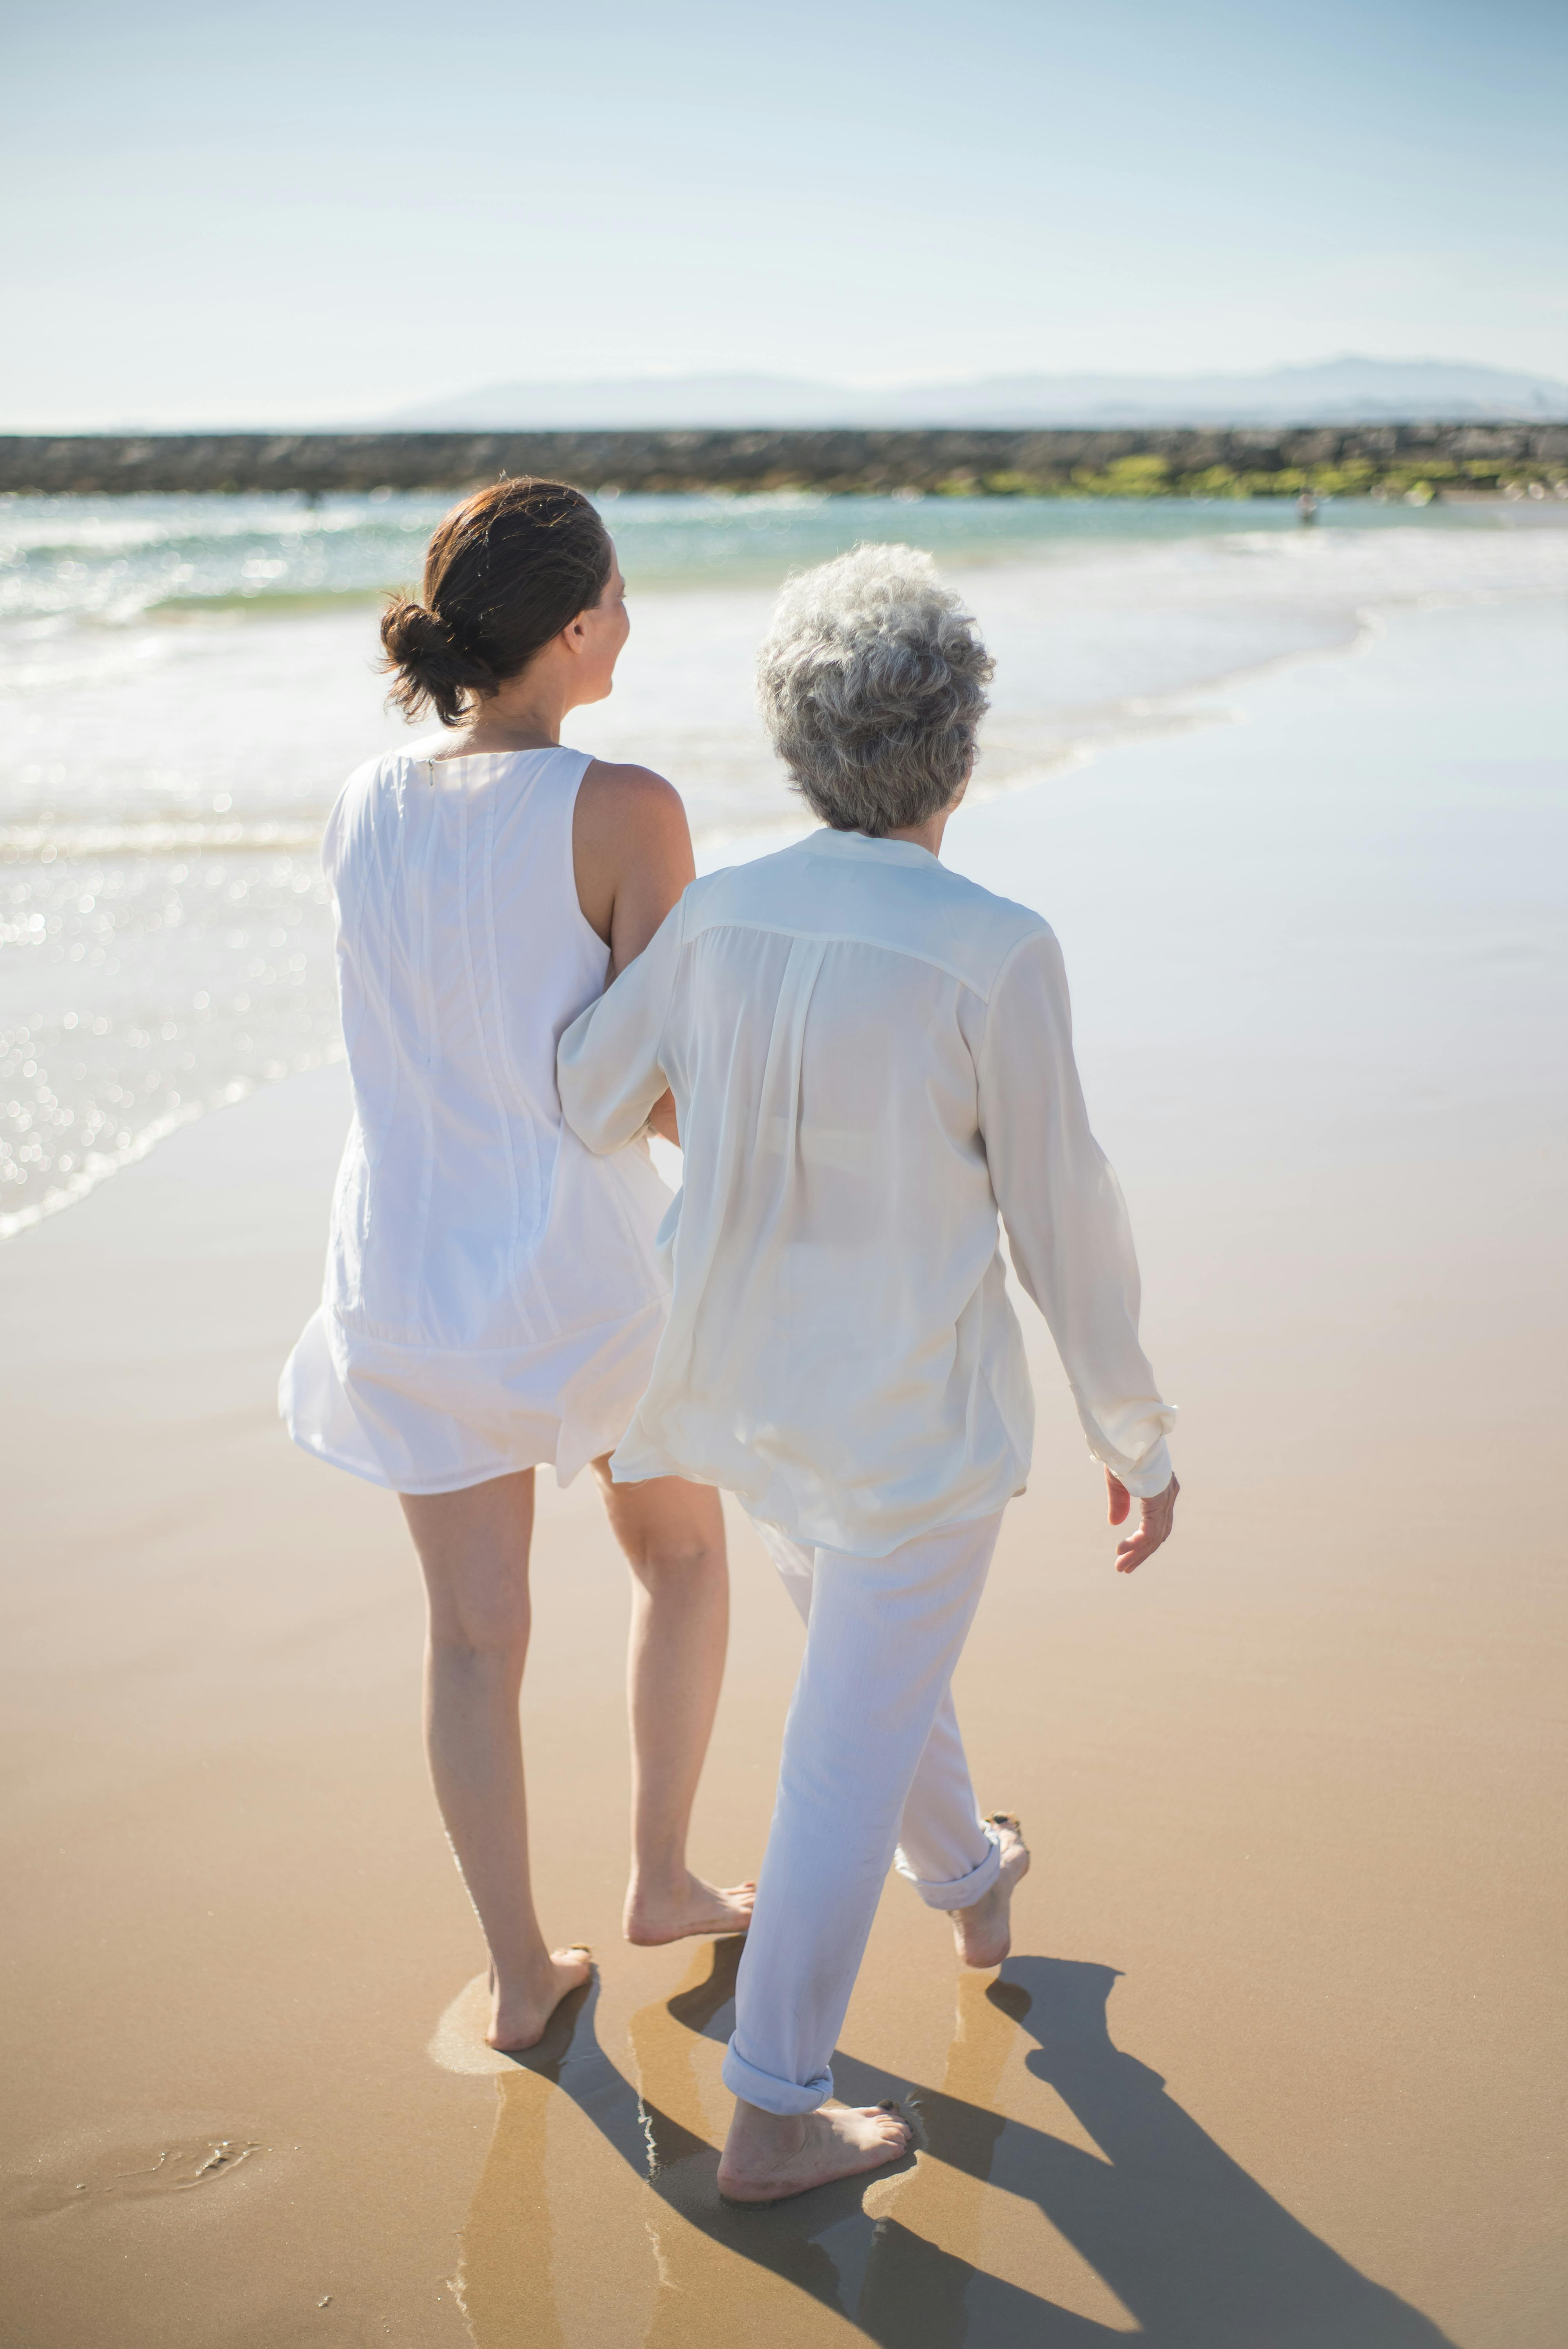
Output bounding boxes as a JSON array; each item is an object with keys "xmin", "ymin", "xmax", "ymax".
[
  {"xmin": 280, "ymin": 478, "xmax": 752, "ymax": 2052},
  {"xmin": 1297, "ymin": 487, "xmax": 1319, "ymax": 525},
  {"xmin": 559, "ymin": 545, "xmax": 1178, "ymax": 2203}
]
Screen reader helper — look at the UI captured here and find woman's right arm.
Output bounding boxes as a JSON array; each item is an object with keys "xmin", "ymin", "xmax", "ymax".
[{"xmin": 574, "ymin": 760, "xmax": 695, "ymax": 975}]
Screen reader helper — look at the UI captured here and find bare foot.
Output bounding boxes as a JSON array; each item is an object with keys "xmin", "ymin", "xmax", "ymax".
[
  {"xmin": 717, "ymin": 2098, "xmax": 911, "ymax": 2205},
  {"xmin": 486, "ymin": 1947, "xmax": 592, "ymax": 2051},
  {"xmin": 624, "ymin": 1872, "xmax": 755, "ymax": 1946},
  {"xmin": 951, "ymin": 1814, "xmax": 1030, "ymax": 1969}
]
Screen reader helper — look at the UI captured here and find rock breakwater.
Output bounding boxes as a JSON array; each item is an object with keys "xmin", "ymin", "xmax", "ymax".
[{"xmin": 3, "ymin": 424, "xmax": 1566, "ymax": 499}]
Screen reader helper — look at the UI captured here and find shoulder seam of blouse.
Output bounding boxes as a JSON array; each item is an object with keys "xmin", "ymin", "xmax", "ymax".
[
  {"xmin": 681, "ymin": 914, "xmax": 1043, "ymax": 1003},
  {"xmin": 977, "ymin": 926, "xmax": 1060, "ymax": 1071},
  {"xmin": 653, "ymin": 888, "xmax": 689, "ymax": 1074}
]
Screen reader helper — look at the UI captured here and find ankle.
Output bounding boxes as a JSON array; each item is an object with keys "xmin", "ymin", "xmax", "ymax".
[
  {"xmin": 492, "ymin": 1943, "xmax": 560, "ymax": 1997},
  {"xmin": 626, "ymin": 1857, "xmax": 689, "ymax": 1902},
  {"xmin": 731, "ymin": 2100, "xmax": 805, "ymax": 2155}
]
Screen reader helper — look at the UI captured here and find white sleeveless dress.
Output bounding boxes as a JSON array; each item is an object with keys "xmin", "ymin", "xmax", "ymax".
[{"xmin": 280, "ymin": 742, "xmax": 673, "ymax": 1494}]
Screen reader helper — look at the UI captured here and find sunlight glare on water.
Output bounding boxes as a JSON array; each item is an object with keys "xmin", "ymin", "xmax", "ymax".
[{"xmin": 2, "ymin": 489, "xmax": 1563, "ymax": 1237}]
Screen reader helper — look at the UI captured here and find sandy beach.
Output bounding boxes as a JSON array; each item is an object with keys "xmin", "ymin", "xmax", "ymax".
[{"xmin": 2, "ymin": 592, "xmax": 1564, "ymax": 2347}]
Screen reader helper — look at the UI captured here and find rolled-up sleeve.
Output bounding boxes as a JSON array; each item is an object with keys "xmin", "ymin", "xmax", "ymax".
[
  {"xmin": 557, "ymin": 895, "xmax": 686, "ymax": 1154},
  {"xmin": 977, "ymin": 926, "xmax": 1175, "ymax": 1498}
]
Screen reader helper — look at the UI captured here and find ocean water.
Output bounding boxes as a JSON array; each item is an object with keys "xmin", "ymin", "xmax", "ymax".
[{"xmin": 2, "ymin": 489, "xmax": 1565, "ymax": 1239}]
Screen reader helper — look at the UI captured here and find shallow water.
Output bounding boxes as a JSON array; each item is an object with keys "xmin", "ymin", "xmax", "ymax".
[{"xmin": 2, "ymin": 490, "xmax": 1564, "ymax": 1237}]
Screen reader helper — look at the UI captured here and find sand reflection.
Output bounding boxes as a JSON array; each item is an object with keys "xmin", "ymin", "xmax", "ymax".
[
  {"xmin": 627, "ymin": 1938, "xmax": 753, "ymax": 2349},
  {"xmin": 440, "ymin": 1947, "xmax": 1457, "ymax": 2347},
  {"xmin": 452, "ymin": 2062, "xmax": 564, "ymax": 2349},
  {"xmin": 851, "ymin": 1972, "xmax": 1019, "ymax": 2342},
  {"xmin": 444, "ymin": 1942, "xmax": 917, "ymax": 2345}
]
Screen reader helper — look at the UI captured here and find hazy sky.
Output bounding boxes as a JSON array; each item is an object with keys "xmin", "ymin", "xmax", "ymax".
[{"xmin": 5, "ymin": 0, "xmax": 1564, "ymax": 427}]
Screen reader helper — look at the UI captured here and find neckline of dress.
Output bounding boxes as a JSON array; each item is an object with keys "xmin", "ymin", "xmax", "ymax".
[{"xmin": 416, "ymin": 742, "xmax": 571, "ymax": 769}]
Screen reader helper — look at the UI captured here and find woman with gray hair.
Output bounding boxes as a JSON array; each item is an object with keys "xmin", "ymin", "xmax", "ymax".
[{"xmin": 559, "ymin": 544, "xmax": 1178, "ymax": 2202}]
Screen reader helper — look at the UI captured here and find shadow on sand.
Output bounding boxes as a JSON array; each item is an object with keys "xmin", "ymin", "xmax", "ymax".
[{"xmin": 454, "ymin": 1941, "xmax": 1456, "ymax": 2348}]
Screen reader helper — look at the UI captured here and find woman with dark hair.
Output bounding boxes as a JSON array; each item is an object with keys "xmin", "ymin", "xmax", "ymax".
[{"xmin": 281, "ymin": 479, "xmax": 750, "ymax": 2050}]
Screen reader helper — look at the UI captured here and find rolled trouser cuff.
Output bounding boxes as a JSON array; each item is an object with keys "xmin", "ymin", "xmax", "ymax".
[
  {"xmin": 894, "ymin": 1820, "xmax": 1003, "ymax": 1911},
  {"xmin": 722, "ymin": 2037, "xmax": 833, "ymax": 2116}
]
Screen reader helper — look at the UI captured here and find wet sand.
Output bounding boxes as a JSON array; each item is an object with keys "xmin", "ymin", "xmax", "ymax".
[{"xmin": 2, "ymin": 597, "xmax": 1564, "ymax": 2348}]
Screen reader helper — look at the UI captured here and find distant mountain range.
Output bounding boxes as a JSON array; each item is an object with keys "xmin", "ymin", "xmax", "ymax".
[{"xmin": 384, "ymin": 356, "xmax": 1568, "ymax": 431}]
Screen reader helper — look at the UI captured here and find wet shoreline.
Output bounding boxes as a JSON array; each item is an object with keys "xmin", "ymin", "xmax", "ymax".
[{"xmin": 2, "ymin": 596, "xmax": 1563, "ymax": 2344}]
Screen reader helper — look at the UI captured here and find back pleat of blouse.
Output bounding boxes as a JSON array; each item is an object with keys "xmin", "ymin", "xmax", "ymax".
[{"xmin": 556, "ymin": 825, "xmax": 1176, "ymax": 1553}]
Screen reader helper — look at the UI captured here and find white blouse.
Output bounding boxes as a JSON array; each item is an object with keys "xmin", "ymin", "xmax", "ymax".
[{"xmin": 558, "ymin": 827, "xmax": 1174, "ymax": 1556}]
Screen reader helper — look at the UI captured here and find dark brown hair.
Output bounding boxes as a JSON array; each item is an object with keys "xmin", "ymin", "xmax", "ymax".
[{"xmin": 380, "ymin": 477, "xmax": 614, "ymax": 727}]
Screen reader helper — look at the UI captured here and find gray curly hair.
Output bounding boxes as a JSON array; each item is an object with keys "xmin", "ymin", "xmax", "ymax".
[{"xmin": 756, "ymin": 544, "xmax": 994, "ymax": 836}]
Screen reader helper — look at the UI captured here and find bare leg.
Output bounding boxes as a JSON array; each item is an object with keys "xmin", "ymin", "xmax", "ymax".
[
  {"xmin": 400, "ymin": 1471, "xmax": 590, "ymax": 2051},
  {"xmin": 592, "ymin": 1460, "xmax": 754, "ymax": 1944},
  {"xmin": 951, "ymin": 1814, "xmax": 1031, "ymax": 1968}
]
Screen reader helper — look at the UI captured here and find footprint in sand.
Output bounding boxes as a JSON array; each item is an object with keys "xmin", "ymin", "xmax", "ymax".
[
  {"xmin": 11, "ymin": 2134, "xmax": 264, "ymax": 2218},
  {"xmin": 427, "ymin": 1973, "xmax": 524, "ymax": 2077}
]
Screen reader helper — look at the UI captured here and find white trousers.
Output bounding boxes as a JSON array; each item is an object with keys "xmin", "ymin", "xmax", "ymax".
[{"xmin": 722, "ymin": 1510, "xmax": 1004, "ymax": 2117}]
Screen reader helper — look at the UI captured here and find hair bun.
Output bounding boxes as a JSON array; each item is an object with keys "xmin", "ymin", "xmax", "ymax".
[
  {"xmin": 380, "ymin": 596, "xmax": 495, "ymax": 727},
  {"xmin": 380, "ymin": 479, "xmax": 613, "ymax": 729}
]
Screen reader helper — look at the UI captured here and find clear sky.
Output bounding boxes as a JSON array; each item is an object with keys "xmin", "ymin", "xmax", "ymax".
[{"xmin": 4, "ymin": 0, "xmax": 1564, "ymax": 428}]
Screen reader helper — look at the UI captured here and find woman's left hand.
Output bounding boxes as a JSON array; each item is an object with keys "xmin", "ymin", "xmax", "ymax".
[{"xmin": 1105, "ymin": 1468, "xmax": 1179, "ymax": 1574}]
